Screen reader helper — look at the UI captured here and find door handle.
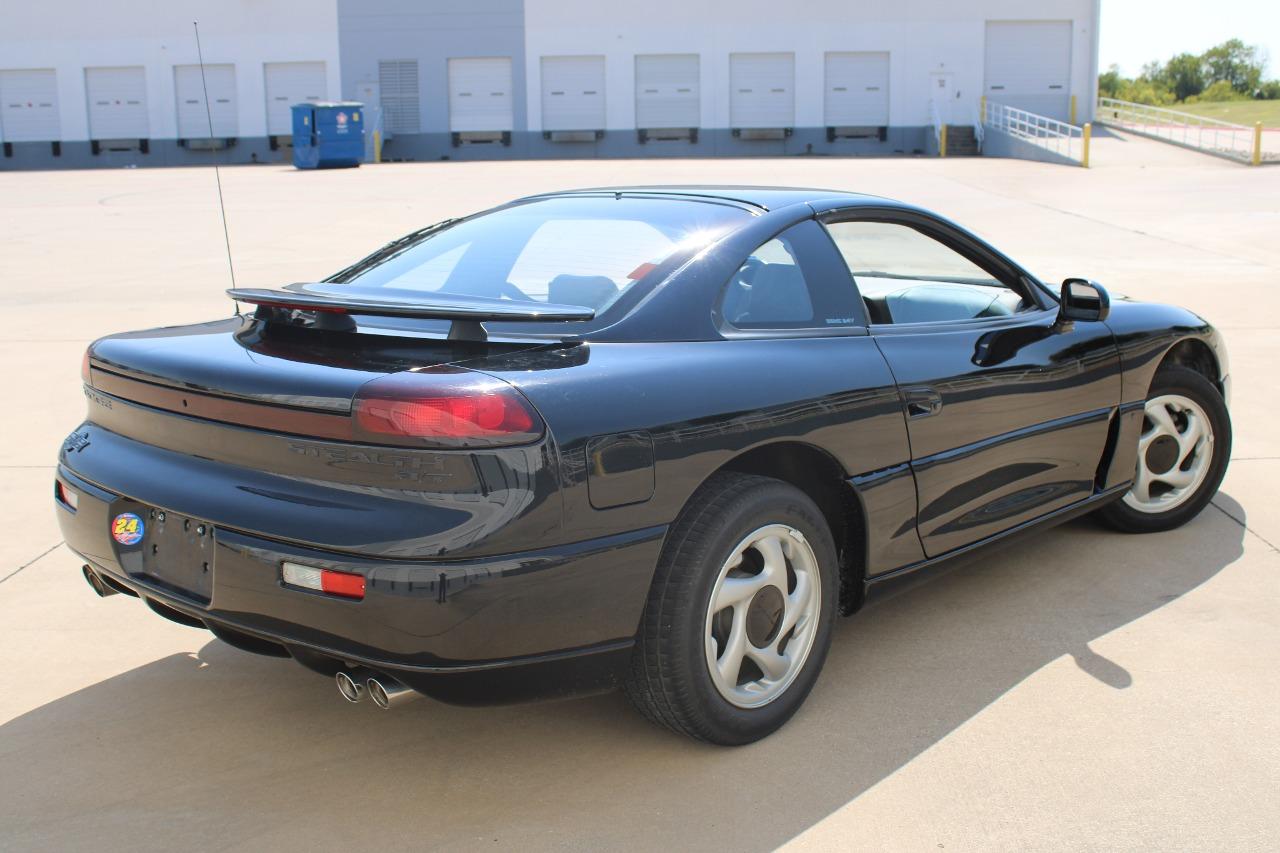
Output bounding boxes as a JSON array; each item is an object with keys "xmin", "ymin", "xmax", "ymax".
[{"xmin": 904, "ymin": 387, "xmax": 943, "ymax": 419}]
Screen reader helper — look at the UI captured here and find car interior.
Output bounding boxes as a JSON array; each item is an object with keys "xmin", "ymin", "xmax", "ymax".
[
  {"xmin": 855, "ymin": 276, "xmax": 1027, "ymax": 324},
  {"xmin": 723, "ymin": 220, "xmax": 1034, "ymax": 328}
]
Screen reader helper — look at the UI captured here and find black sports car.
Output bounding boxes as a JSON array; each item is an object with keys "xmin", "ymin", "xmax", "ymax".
[{"xmin": 56, "ymin": 187, "xmax": 1231, "ymax": 745}]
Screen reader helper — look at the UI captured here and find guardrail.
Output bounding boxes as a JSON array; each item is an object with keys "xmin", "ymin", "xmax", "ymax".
[
  {"xmin": 981, "ymin": 99, "xmax": 1090, "ymax": 167},
  {"xmin": 1096, "ymin": 97, "xmax": 1272, "ymax": 165}
]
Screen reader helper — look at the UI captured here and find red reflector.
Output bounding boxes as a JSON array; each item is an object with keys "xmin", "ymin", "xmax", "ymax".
[
  {"xmin": 352, "ymin": 370, "xmax": 543, "ymax": 448},
  {"xmin": 320, "ymin": 569, "xmax": 366, "ymax": 600}
]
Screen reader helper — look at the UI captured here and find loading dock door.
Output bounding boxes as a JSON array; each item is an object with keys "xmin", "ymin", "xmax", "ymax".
[
  {"xmin": 824, "ymin": 52, "xmax": 890, "ymax": 127},
  {"xmin": 0, "ymin": 68, "xmax": 60, "ymax": 142},
  {"xmin": 730, "ymin": 53, "xmax": 794, "ymax": 129},
  {"xmin": 635, "ymin": 54, "xmax": 699, "ymax": 130},
  {"xmin": 174, "ymin": 64, "xmax": 237, "ymax": 139},
  {"xmin": 85, "ymin": 66, "xmax": 149, "ymax": 140},
  {"xmin": 264, "ymin": 61, "xmax": 327, "ymax": 136},
  {"xmin": 984, "ymin": 21, "xmax": 1072, "ymax": 121},
  {"xmin": 541, "ymin": 56, "xmax": 605, "ymax": 132},
  {"xmin": 448, "ymin": 57, "xmax": 513, "ymax": 132}
]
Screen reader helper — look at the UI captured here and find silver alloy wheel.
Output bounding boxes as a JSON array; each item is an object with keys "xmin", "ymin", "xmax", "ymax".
[
  {"xmin": 1122, "ymin": 393, "xmax": 1215, "ymax": 514},
  {"xmin": 704, "ymin": 523, "xmax": 822, "ymax": 709}
]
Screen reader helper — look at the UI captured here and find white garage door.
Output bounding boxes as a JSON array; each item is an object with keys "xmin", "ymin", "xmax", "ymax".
[
  {"xmin": 0, "ymin": 68, "xmax": 60, "ymax": 142},
  {"xmin": 984, "ymin": 21, "xmax": 1072, "ymax": 121},
  {"xmin": 174, "ymin": 64, "xmax": 237, "ymax": 139},
  {"xmin": 449, "ymin": 57, "xmax": 513, "ymax": 132},
  {"xmin": 264, "ymin": 61, "xmax": 327, "ymax": 135},
  {"xmin": 541, "ymin": 56, "xmax": 605, "ymax": 131},
  {"xmin": 730, "ymin": 53, "xmax": 794, "ymax": 129},
  {"xmin": 85, "ymin": 66, "xmax": 148, "ymax": 139},
  {"xmin": 635, "ymin": 54, "xmax": 699, "ymax": 130},
  {"xmin": 824, "ymin": 52, "xmax": 890, "ymax": 127}
]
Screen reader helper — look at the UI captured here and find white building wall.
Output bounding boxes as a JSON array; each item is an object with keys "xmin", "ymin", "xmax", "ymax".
[
  {"xmin": 522, "ymin": 0, "xmax": 1099, "ymax": 131},
  {"xmin": 0, "ymin": 0, "xmax": 340, "ymax": 141}
]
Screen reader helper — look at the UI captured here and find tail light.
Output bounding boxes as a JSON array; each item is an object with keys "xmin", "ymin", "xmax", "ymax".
[{"xmin": 352, "ymin": 368, "xmax": 543, "ymax": 448}]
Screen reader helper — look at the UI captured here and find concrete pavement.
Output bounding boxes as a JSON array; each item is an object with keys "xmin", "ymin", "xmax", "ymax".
[{"xmin": 1, "ymin": 137, "xmax": 1277, "ymax": 852}]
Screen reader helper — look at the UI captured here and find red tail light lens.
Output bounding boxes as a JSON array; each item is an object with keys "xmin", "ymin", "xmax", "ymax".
[{"xmin": 353, "ymin": 369, "xmax": 543, "ymax": 448}]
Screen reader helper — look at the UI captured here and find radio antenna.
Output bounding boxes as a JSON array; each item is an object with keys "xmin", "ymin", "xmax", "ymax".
[{"xmin": 193, "ymin": 20, "xmax": 239, "ymax": 305}]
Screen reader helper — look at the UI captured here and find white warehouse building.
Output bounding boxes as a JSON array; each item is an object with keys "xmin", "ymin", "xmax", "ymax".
[{"xmin": 0, "ymin": 0, "xmax": 1100, "ymax": 169}]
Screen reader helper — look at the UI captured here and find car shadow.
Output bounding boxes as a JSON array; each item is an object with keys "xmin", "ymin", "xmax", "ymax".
[{"xmin": 0, "ymin": 495, "xmax": 1248, "ymax": 852}]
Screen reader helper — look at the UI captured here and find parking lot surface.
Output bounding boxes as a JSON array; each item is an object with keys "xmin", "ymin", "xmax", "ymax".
[{"xmin": 2, "ymin": 133, "xmax": 1277, "ymax": 852}]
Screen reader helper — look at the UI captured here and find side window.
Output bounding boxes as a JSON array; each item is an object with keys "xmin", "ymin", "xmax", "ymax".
[
  {"xmin": 721, "ymin": 221, "xmax": 864, "ymax": 331},
  {"xmin": 824, "ymin": 220, "xmax": 1029, "ymax": 325}
]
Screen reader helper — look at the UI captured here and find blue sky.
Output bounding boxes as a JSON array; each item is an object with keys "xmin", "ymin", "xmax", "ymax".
[{"xmin": 1100, "ymin": 0, "xmax": 1279, "ymax": 77}]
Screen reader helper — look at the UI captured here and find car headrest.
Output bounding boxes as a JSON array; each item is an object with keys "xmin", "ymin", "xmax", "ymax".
[{"xmin": 548, "ymin": 275, "xmax": 619, "ymax": 310}]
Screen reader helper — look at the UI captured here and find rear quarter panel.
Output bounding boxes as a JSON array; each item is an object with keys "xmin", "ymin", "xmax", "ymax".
[{"xmin": 471, "ymin": 337, "xmax": 912, "ymax": 546}]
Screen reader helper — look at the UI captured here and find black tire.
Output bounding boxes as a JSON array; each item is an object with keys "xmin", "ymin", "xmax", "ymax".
[
  {"xmin": 1095, "ymin": 365, "xmax": 1231, "ymax": 533},
  {"xmin": 623, "ymin": 472, "xmax": 839, "ymax": 745}
]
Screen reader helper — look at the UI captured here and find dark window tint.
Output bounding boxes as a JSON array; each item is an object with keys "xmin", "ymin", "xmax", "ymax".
[{"xmin": 721, "ymin": 220, "xmax": 864, "ymax": 331}]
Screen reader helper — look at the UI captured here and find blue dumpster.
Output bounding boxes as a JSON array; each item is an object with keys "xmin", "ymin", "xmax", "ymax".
[{"xmin": 291, "ymin": 102, "xmax": 364, "ymax": 169}]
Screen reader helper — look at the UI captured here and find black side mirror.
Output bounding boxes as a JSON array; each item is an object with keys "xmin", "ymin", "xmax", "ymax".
[{"xmin": 1059, "ymin": 278, "xmax": 1110, "ymax": 323}]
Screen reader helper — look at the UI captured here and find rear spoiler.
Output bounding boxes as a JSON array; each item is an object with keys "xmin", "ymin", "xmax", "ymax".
[{"xmin": 228, "ymin": 284, "xmax": 595, "ymax": 342}]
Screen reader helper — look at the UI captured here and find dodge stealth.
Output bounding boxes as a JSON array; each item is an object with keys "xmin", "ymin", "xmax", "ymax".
[{"xmin": 56, "ymin": 187, "xmax": 1231, "ymax": 744}]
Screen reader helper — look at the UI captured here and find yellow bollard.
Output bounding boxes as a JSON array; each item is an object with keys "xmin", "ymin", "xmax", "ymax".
[
  {"xmin": 1082, "ymin": 122, "xmax": 1091, "ymax": 168},
  {"xmin": 1254, "ymin": 122, "xmax": 1263, "ymax": 167},
  {"xmin": 1070, "ymin": 94, "xmax": 1077, "ymax": 126},
  {"xmin": 939, "ymin": 123, "xmax": 947, "ymax": 158},
  {"xmin": 373, "ymin": 130, "xmax": 383, "ymax": 163}
]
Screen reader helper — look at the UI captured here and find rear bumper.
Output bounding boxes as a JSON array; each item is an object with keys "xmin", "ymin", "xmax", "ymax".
[{"xmin": 56, "ymin": 465, "xmax": 664, "ymax": 704}]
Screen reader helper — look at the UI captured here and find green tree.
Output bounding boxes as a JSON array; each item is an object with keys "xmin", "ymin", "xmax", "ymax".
[
  {"xmin": 1098, "ymin": 64, "xmax": 1124, "ymax": 98},
  {"xmin": 1189, "ymin": 80, "xmax": 1246, "ymax": 102},
  {"xmin": 1202, "ymin": 39, "xmax": 1263, "ymax": 94},
  {"xmin": 1159, "ymin": 53, "xmax": 1206, "ymax": 101},
  {"xmin": 1099, "ymin": 38, "xmax": 1278, "ymax": 105}
]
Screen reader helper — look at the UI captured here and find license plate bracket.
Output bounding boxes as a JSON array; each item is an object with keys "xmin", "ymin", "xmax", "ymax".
[{"xmin": 140, "ymin": 510, "xmax": 215, "ymax": 603}]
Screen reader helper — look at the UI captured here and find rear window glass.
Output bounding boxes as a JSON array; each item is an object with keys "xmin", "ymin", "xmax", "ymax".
[{"xmin": 333, "ymin": 196, "xmax": 750, "ymax": 314}]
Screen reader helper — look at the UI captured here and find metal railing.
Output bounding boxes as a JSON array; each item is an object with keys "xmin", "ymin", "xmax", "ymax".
[
  {"xmin": 981, "ymin": 99, "xmax": 1089, "ymax": 166},
  {"xmin": 1096, "ymin": 97, "xmax": 1272, "ymax": 165}
]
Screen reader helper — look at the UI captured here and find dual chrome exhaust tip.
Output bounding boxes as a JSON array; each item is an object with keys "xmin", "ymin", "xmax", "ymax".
[
  {"xmin": 82, "ymin": 564, "xmax": 140, "ymax": 599},
  {"xmin": 82, "ymin": 563, "xmax": 419, "ymax": 710},
  {"xmin": 335, "ymin": 669, "xmax": 419, "ymax": 710},
  {"xmin": 83, "ymin": 564, "xmax": 117, "ymax": 597}
]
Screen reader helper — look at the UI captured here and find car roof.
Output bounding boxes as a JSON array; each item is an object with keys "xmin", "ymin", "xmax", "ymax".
[{"xmin": 518, "ymin": 185, "xmax": 898, "ymax": 212}]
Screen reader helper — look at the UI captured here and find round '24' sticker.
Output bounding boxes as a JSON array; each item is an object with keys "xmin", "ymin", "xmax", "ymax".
[{"xmin": 111, "ymin": 512, "xmax": 145, "ymax": 546}]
